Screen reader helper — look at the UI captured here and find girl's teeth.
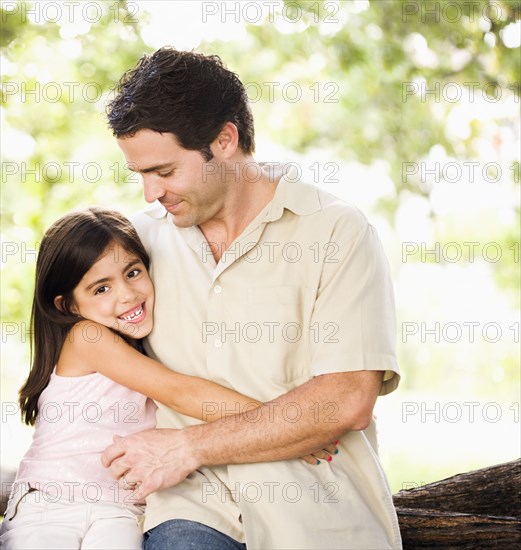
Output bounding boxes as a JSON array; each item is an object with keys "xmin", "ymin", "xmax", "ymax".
[{"xmin": 120, "ymin": 306, "xmax": 143, "ymax": 321}]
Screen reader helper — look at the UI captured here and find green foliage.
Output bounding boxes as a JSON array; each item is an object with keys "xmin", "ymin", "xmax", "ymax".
[
  {"xmin": 0, "ymin": 0, "xmax": 521, "ymax": 370},
  {"xmin": 1, "ymin": 0, "xmax": 519, "ymax": 393},
  {"xmin": 1, "ymin": 0, "xmax": 519, "ymax": 493},
  {"xmin": 1, "ymin": 1, "xmax": 148, "ymax": 322},
  {"xmin": 212, "ymin": 0, "xmax": 520, "ymax": 201}
]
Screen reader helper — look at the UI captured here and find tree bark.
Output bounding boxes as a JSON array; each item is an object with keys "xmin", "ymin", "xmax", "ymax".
[
  {"xmin": 396, "ymin": 507, "xmax": 521, "ymax": 549},
  {"xmin": 393, "ymin": 459, "xmax": 520, "ymax": 517},
  {"xmin": 393, "ymin": 459, "xmax": 521, "ymax": 549}
]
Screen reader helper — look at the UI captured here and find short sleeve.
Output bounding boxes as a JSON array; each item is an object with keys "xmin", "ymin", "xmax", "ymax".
[{"xmin": 310, "ymin": 211, "xmax": 400, "ymax": 395}]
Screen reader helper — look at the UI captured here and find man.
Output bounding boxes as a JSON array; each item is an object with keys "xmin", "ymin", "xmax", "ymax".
[{"xmin": 102, "ymin": 47, "xmax": 402, "ymax": 550}]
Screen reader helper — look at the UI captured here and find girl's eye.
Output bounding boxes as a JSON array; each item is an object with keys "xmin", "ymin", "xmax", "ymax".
[
  {"xmin": 127, "ymin": 269, "xmax": 140, "ymax": 279},
  {"xmin": 95, "ymin": 285, "xmax": 109, "ymax": 295}
]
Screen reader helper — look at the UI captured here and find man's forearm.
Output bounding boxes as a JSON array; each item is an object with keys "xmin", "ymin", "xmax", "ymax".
[{"xmin": 189, "ymin": 370, "xmax": 383, "ymax": 467}]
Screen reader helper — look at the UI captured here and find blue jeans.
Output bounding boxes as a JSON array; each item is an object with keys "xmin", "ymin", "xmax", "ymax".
[{"xmin": 143, "ymin": 519, "xmax": 247, "ymax": 550}]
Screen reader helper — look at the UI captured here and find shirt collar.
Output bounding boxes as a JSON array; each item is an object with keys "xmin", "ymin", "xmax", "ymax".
[
  {"xmin": 262, "ymin": 164, "xmax": 322, "ymax": 222},
  {"xmin": 143, "ymin": 201, "xmax": 168, "ymax": 219}
]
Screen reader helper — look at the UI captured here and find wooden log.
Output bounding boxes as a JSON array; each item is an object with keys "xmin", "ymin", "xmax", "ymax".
[
  {"xmin": 396, "ymin": 507, "xmax": 521, "ymax": 549},
  {"xmin": 393, "ymin": 458, "xmax": 521, "ymax": 518}
]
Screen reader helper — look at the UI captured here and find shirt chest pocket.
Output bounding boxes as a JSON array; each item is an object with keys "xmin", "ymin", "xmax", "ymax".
[
  {"xmin": 241, "ymin": 285, "xmax": 310, "ymax": 385},
  {"xmin": 247, "ymin": 285, "xmax": 301, "ymax": 306}
]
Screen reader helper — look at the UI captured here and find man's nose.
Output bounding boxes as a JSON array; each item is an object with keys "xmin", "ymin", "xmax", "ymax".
[{"xmin": 143, "ymin": 176, "xmax": 165, "ymax": 203}]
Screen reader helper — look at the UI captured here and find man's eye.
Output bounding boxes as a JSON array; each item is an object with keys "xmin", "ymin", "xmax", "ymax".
[
  {"xmin": 127, "ymin": 269, "xmax": 140, "ymax": 279},
  {"xmin": 158, "ymin": 170, "xmax": 173, "ymax": 178},
  {"xmin": 95, "ymin": 286, "xmax": 109, "ymax": 295}
]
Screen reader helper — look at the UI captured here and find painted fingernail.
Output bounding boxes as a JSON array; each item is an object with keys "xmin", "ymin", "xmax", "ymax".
[
  {"xmin": 316, "ymin": 459, "xmax": 321, "ymax": 465},
  {"xmin": 327, "ymin": 456, "xmax": 333, "ymax": 462},
  {"xmin": 334, "ymin": 440, "xmax": 339, "ymax": 445},
  {"xmin": 334, "ymin": 449, "xmax": 339, "ymax": 455}
]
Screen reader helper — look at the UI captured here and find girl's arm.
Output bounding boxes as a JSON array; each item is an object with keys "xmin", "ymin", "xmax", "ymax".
[
  {"xmin": 63, "ymin": 321, "xmax": 337, "ymax": 464},
  {"xmin": 63, "ymin": 320, "xmax": 261, "ymax": 422}
]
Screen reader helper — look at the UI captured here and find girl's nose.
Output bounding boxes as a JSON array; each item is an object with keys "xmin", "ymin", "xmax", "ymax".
[{"xmin": 119, "ymin": 284, "xmax": 139, "ymax": 304}]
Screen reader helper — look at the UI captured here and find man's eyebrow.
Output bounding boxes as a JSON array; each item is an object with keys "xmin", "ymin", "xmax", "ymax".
[{"xmin": 128, "ymin": 162, "xmax": 175, "ymax": 174}]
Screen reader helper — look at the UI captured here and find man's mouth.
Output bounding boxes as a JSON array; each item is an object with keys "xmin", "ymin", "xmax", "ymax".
[
  {"xmin": 118, "ymin": 303, "xmax": 145, "ymax": 322},
  {"xmin": 163, "ymin": 200, "xmax": 184, "ymax": 212}
]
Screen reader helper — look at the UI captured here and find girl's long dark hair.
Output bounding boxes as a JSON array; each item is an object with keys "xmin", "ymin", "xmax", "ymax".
[{"xmin": 19, "ymin": 207, "xmax": 150, "ymax": 425}]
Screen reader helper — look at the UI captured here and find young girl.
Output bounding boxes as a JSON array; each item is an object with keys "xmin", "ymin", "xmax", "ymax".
[{"xmin": 0, "ymin": 207, "xmax": 332, "ymax": 550}]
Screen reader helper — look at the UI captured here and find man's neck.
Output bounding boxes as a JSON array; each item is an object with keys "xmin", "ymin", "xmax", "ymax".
[{"xmin": 199, "ymin": 162, "xmax": 282, "ymax": 263}]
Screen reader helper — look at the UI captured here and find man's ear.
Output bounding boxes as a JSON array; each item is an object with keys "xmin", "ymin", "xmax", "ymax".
[{"xmin": 211, "ymin": 122, "xmax": 239, "ymax": 159}]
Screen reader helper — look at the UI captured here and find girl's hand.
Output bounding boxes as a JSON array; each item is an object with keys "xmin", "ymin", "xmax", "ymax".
[{"xmin": 300, "ymin": 440, "xmax": 339, "ymax": 465}]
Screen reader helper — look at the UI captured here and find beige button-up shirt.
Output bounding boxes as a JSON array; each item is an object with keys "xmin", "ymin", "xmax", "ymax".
[{"xmin": 132, "ymin": 168, "xmax": 402, "ymax": 549}]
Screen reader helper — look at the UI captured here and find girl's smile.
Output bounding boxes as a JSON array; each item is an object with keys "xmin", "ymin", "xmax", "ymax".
[{"xmin": 118, "ymin": 303, "xmax": 146, "ymax": 323}]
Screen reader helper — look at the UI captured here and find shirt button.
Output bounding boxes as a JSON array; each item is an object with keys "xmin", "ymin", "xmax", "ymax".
[
  {"xmin": 214, "ymin": 339, "xmax": 223, "ymax": 348},
  {"xmin": 214, "ymin": 285, "xmax": 222, "ymax": 294}
]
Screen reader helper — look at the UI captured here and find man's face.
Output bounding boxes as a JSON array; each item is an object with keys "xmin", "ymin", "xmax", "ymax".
[{"xmin": 117, "ymin": 129, "xmax": 226, "ymax": 228}]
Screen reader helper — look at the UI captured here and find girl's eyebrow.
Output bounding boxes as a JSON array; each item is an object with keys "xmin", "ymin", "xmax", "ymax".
[
  {"xmin": 85, "ymin": 276, "xmax": 110, "ymax": 291},
  {"xmin": 84, "ymin": 259, "xmax": 141, "ymax": 291},
  {"xmin": 122, "ymin": 259, "xmax": 141, "ymax": 271}
]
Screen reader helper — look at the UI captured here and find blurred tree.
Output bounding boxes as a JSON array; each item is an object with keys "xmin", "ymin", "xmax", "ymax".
[
  {"xmin": 1, "ymin": 1, "xmax": 150, "ymax": 322},
  {"xmin": 1, "ymin": 0, "xmax": 519, "ymax": 494},
  {"xmin": 212, "ymin": 0, "xmax": 519, "ymax": 200},
  {"xmin": 1, "ymin": 0, "xmax": 519, "ymax": 385}
]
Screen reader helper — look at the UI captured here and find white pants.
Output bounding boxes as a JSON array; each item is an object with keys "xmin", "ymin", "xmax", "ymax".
[{"xmin": 0, "ymin": 483, "xmax": 144, "ymax": 549}]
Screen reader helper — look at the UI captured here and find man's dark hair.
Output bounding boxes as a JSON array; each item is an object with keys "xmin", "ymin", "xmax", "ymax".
[{"xmin": 106, "ymin": 47, "xmax": 255, "ymax": 161}]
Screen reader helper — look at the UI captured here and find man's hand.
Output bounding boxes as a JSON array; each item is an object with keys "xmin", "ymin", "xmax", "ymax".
[{"xmin": 101, "ymin": 428, "xmax": 199, "ymax": 500}]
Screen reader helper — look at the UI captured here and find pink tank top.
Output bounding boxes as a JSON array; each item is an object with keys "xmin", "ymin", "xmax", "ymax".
[{"xmin": 15, "ymin": 370, "xmax": 157, "ymax": 505}]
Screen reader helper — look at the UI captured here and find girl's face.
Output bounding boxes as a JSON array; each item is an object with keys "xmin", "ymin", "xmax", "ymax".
[{"xmin": 70, "ymin": 242, "xmax": 154, "ymax": 340}]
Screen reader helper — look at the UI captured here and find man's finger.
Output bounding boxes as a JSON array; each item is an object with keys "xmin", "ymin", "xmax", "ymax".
[
  {"xmin": 134, "ymin": 479, "xmax": 155, "ymax": 501},
  {"xmin": 101, "ymin": 437, "xmax": 126, "ymax": 468},
  {"xmin": 109, "ymin": 457, "xmax": 133, "ymax": 480}
]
